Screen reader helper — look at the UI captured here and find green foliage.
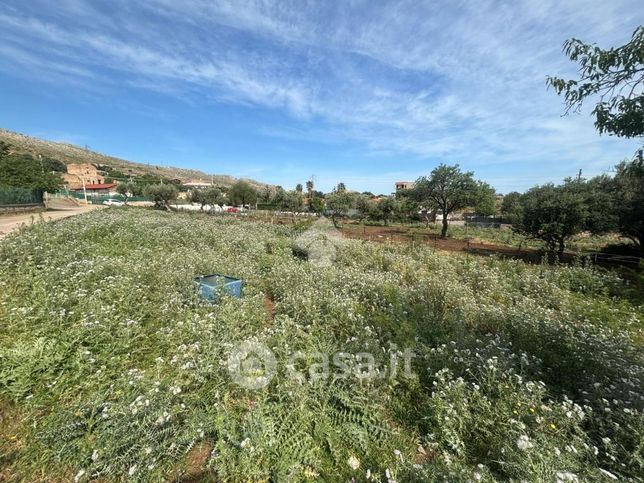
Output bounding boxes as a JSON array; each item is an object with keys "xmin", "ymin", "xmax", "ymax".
[
  {"xmin": 0, "ymin": 140, "xmax": 10, "ymax": 157},
  {"xmin": 116, "ymin": 182, "xmax": 143, "ymax": 203},
  {"xmin": 143, "ymin": 183, "xmax": 178, "ymax": 209},
  {"xmin": 547, "ymin": 26, "xmax": 644, "ymax": 139},
  {"xmin": 228, "ymin": 180, "xmax": 258, "ymax": 206},
  {"xmin": 474, "ymin": 182, "xmax": 497, "ymax": 216},
  {"xmin": 281, "ymin": 190, "xmax": 304, "ymax": 212},
  {"xmin": 0, "ymin": 210, "xmax": 641, "ymax": 481},
  {"xmin": 188, "ymin": 186, "xmax": 224, "ymax": 209},
  {"xmin": 308, "ymin": 196, "xmax": 325, "ymax": 214},
  {"xmin": 325, "ymin": 189, "xmax": 355, "ymax": 227},
  {"xmin": 613, "ymin": 157, "xmax": 644, "ymax": 252},
  {"xmin": 373, "ymin": 197, "xmax": 396, "ymax": 225},
  {"xmin": 0, "ymin": 185, "xmax": 40, "ymax": 205},
  {"xmin": 513, "ymin": 183, "xmax": 587, "ymax": 252},
  {"xmin": 0, "ymin": 153, "xmax": 64, "ymax": 194},
  {"xmin": 500, "ymin": 191, "xmax": 523, "ymax": 225},
  {"xmin": 412, "ymin": 164, "xmax": 495, "ymax": 237}
]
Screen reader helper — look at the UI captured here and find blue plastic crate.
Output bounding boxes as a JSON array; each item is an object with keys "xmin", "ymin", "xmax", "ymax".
[{"xmin": 194, "ymin": 274, "xmax": 243, "ymax": 303}]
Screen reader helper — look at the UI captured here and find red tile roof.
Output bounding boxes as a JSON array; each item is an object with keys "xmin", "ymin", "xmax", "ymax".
[{"xmin": 82, "ymin": 183, "xmax": 117, "ymax": 190}]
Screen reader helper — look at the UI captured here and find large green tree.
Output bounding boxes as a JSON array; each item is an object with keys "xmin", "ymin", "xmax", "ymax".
[
  {"xmin": 0, "ymin": 153, "xmax": 64, "ymax": 198},
  {"xmin": 500, "ymin": 192, "xmax": 523, "ymax": 225},
  {"xmin": 326, "ymin": 185, "xmax": 355, "ymax": 227},
  {"xmin": 143, "ymin": 183, "xmax": 178, "ymax": 211},
  {"xmin": 412, "ymin": 164, "xmax": 496, "ymax": 237},
  {"xmin": 116, "ymin": 181, "xmax": 143, "ymax": 205},
  {"xmin": 228, "ymin": 180, "xmax": 258, "ymax": 207},
  {"xmin": 613, "ymin": 157, "xmax": 644, "ymax": 254},
  {"xmin": 547, "ymin": 26, "xmax": 643, "ymax": 139},
  {"xmin": 514, "ymin": 183, "xmax": 587, "ymax": 254}
]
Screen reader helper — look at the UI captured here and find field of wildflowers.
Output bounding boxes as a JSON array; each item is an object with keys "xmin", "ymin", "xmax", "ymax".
[{"xmin": 0, "ymin": 209, "xmax": 642, "ymax": 481}]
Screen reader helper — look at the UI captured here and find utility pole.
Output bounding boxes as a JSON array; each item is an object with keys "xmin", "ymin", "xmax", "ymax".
[{"xmin": 81, "ymin": 175, "xmax": 88, "ymax": 204}]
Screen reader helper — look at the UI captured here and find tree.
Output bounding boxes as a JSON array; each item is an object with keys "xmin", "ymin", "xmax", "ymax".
[
  {"xmin": 282, "ymin": 190, "xmax": 305, "ymax": 222},
  {"xmin": 117, "ymin": 182, "xmax": 133, "ymax": 204},
  {"xmin": 394, "ymin": 197, "xmax": 418, "ymax": 223},
  {"xmin": 41, "ymin": 156, "xmax": 67, "ymax": 173},
  {"xmin": 228, "ymin": 180, "xmax": 258, "ymax": 207},
  {"xmin": 309, "ymin": 196, "xmax": 325, "ymax": 214},
  {"xmin": 514, "ymin": 183, "xmax": 587, "ymax": 254},
  {"xmin": 613, "ymin": 156, "xmax": 644, "ymax": 254},
  {"xmin": 143, "ymin": 183, "xmax": 178, "ymax": 211},
  {"xmin": 188, "ymin": 188, "xmax": 208, "ymax": 209},
  {"xmin": 500, "ymin": 192, "xmax": 523, "ymax": 225},
  {"xmin": 0, "ymin": 153, "xmax": 64, "ymax": 198},
  {"xmin": 326, "ymin": 189, "xmax": 354, "ymax": 227},
  {"xmin": 204, "ymin": 186, "xmax": 225, "ymax": 208},
  {"xmin": 374, "ymin": 197, "xmax": 396, "ymax": 225},
  {"xmin": 336, "ymin": 182, "xmax": 347, "ymax": 192},
  {"xmin": 474, "ymin": 182, "xmax": 497, "ymax": 216},
  {"xmin": 271, "ymin": 186, "xmax": 286, "ymax": 208},
  {"xmin": 295, "ymin": 183, "xmax": 303, "ymax": 193},
  {"xmin": 412, "ymin": 164, "xmax": 494, "ymax": 237},
  {"xmin": 305, "ymin": 180, "xmax": 314, "ymax": 198},
  {"xmin": 355, "ymin": 195, "xmax": 374, "ymax": 222},
  {"xmin": 547, "ymin": 26, "xmax": 644, "ymax": 140}
]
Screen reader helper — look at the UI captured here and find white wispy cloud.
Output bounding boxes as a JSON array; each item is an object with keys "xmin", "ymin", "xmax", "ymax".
[{"xmin": 0, "ymin": 0, "xmax": 640, "ymax": 192}]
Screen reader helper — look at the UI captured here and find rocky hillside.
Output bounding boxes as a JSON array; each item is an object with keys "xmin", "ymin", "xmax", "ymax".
[{"xmin": 0, "ymin": 128, "xmax": 270, "ymax": 189}]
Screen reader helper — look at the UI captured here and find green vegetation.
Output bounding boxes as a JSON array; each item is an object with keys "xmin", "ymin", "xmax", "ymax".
[
  {"xmin": 326, "ymin": 183, "xmax": 355, "ymax": 227},
  {"xmin": 499, "ymin": 158, "xmax": 643, "ymax": 255},
  {"xmin": 547, "ymin": 26, "xmax": 644, "ymax": 139},
  {"xmin": 188, "ymin": 186, "xmax": 226, "ymax": 209},
  {"xmin": 143, "ymin": 183, "xmax": 179, "ymax": 210},
  {"xmin": 0, "ymin": 146, "xmax": 64, "ymax": 202},
  {"xmin": 228, "ymin": 180, "xmax": 258, "ymax": 207},
  {"xmin": 0, "ymin": 210, "xmax": 641, "ymax": 481},
  {"xmin": 411, "ymin": 164, "xmax": 496, "ymax": 237},
  {"xmin": 513, "ymin": 182, "xmax": 588, "ymax": 253},
  {"xmin": 116, "ymin": 182, "xmax": 144, "ymax": 204}
]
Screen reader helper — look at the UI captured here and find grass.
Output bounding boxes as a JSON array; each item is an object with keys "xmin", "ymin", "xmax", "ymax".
[
  {"xmin": 0, "ymin": 209, "xmax": 642, "ymax": 481},
  {"xmin": 447, "ymin": 225, "xmax": 637, "ymax": 253}
]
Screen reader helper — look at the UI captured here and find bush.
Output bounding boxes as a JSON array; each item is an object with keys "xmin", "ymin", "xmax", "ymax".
[{"xmin": 0, "ymin": 185, "xmax": 40, "ymax": 205}]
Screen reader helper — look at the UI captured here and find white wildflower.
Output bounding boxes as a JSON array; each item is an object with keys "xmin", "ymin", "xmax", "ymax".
[
  {"xmin": 73, "ymin": 469, "xmax": 86, "ymax": 482},
  {"xmin": 516, "ymin": 435, "xmax": 534, "ymax": 451}
]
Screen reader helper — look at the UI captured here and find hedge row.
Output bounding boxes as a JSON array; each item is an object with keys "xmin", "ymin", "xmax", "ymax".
[{"xmin": 0, "ymin": 185, "xmax": 41, "ymax": 205}]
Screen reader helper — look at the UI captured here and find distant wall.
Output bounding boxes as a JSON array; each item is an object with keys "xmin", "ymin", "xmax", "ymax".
[{"xmin": 0, "ymin": 203, "xmax": 45, "ymax": 214}]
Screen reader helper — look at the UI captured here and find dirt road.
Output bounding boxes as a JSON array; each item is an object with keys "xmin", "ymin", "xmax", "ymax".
[{"xmin": 0, "ymin": 204, "xmax": 102, "ymax": 240}]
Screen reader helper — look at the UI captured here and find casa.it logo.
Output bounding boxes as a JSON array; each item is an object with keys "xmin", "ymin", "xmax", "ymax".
[{"xmin": 227, "ymin": 341, "xmax": 277, "ymax": 389}]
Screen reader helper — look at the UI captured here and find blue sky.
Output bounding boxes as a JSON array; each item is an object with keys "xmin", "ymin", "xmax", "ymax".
[{"xmin": 0, "ymin": 0, "xmax": 641, "ymax": 194}]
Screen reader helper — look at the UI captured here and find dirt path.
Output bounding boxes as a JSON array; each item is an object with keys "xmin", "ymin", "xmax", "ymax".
[
  {"xmin": 339, "ymin": 224, "xmax": 611, "ymax": 266},
  {"xmin": 0, "ymin": 205, "xmax": 102, "ymax": 240}
]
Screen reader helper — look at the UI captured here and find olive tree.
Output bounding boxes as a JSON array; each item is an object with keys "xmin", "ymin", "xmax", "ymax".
[
  {"xmin": 228, "ymin": 180, "xmax": 258, "ymax": 207},
  {"xmin": 116, "ymin": 181, "xmax": 142, "ymax": 205},
  {"xmin": 412, "ymin": 164, "xmax": 495, "ymax": 237},
  {"xmin": 326, "ymin": 185, "xmax": 354, "ymax": 227},
  {"xmin": 143, "ymin": 183, "xmax": 178, "ymax": 211}
]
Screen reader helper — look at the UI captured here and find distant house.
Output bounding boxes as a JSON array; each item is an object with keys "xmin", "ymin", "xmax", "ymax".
[
  {"xmin": 184, "ymin": 179, "xmax": 212, "ymax": 189},
  {"xmin": 63, "ymin": 163, "xmax": 105, "ymax": 189},
  {"xmin": 395, "ymin": 181, "xmax": 414, "ymax": 191},
  {"xmin": 71, "ymin": 183, "xmax": 118, "ymax": 196}
]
